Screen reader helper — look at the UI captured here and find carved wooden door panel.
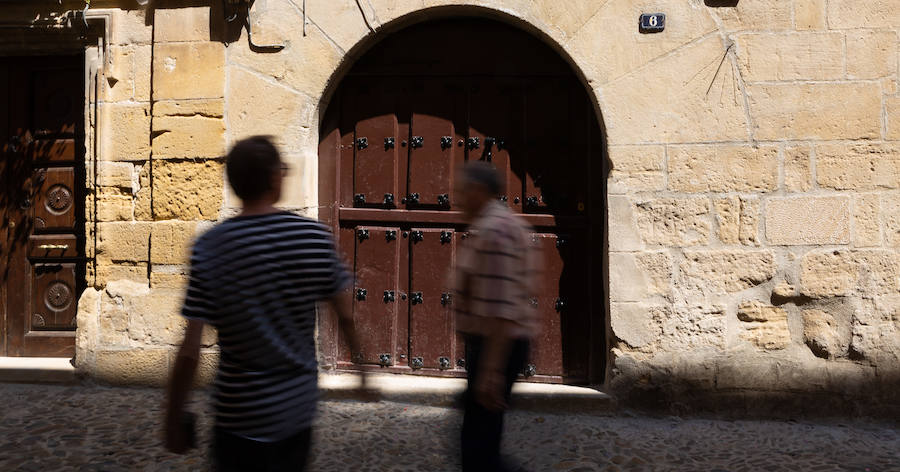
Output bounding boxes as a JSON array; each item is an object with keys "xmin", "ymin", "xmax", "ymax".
[{"xmin": 1, "ymin": 55, "xmax": 84, "ymax": 357}]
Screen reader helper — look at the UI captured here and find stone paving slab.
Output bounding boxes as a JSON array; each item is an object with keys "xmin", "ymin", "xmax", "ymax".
[{"xmin": 0, "ymin": 383, "xmax": 897, "ymax": 471}]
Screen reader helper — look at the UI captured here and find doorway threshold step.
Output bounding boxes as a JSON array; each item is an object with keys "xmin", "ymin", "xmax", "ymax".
[
  {"xmin": 0, "ymin": 357, "xmax": 77, "ymax": 385},
  {"xmin": 319, "ymin": 372, "xmax": 613, "ymax": 414}
]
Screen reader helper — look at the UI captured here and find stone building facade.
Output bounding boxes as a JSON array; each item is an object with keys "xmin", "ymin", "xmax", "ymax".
[{"xmin": 2, "ymin": 0, "xmax": 899, "ymax": 410}]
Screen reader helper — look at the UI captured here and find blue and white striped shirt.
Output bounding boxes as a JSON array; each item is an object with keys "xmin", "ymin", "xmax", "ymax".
[{"xmin": 182, "ymin": 212, "xmax": 350, "ymax": 442}]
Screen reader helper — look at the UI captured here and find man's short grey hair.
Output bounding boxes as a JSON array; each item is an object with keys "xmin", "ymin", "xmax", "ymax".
[{"xmin": 462, "ymin": 160, "xmax": 501, "ymax": 195}]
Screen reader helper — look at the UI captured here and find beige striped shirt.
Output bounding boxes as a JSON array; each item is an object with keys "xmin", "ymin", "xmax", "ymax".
[{"xmin": 453, "ymin": 200, "xmax": 540, "ymax": 339}]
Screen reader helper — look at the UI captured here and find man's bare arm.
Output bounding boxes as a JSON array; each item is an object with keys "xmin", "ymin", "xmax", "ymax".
[{"xmin": 164, "ymin": 319, "xmax": 204, "ymax": 453}]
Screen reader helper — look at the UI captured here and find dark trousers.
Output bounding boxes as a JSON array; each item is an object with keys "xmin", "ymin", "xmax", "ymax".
[
  {"xmin": 213, "ymin": 426, "xmax": 312, "ymax": 472},
  {"xmin": 461, "ymin": 335, "xmax": 530, "ymax": 472}
]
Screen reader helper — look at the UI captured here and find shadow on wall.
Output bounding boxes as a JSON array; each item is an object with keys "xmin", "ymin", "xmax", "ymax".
[
  {"xmin": 610, "ymin": 358, "xmax": 900, "ymax": 419},
  {"xmin": 704, "ymin": 0, "xmax": 741, "ymax": 7}
]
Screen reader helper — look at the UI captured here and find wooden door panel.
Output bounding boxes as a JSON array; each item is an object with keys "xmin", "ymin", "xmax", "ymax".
[
  {"xmin": 530, "ymin": 232, "xmax": 564, "ymax": 376},
  {"xmin": 28, "ymin": 234, "xmax": 79, "ymax": 259},
  {"xmin": 32, "ymin": 167, "xmax": 76, "ymax": 233},
  {"xmin": 28, "ymin": 64, "xmax": 80, "ymax": 136},
  {"xmin": 524, "ymin": 79, "xmax": 588, "ymax": 216},
  {"xmin": 26, "ymin": 138, "xmax": 76, "ymax": 163},
  {"xmin": 31, "ymin": 263, "xmax": 77, "ymax": 330},
  {"xmin": 351, "ymin": 226, "xmax": 401, "ymax": 366},
  {"xmin": 407, "ymin": 81, "xmax": 464, "ymax": 210},
  {"xmin": 468, "ymin": 81, "xmax": 524, "ymax": 211},
  {"xmin": 557, "ymin": 231, "xmax": 590, "ymax": 381},
  {"xmin": 409, "ymin": 228, "xmax": 455, "ymax": 370}
]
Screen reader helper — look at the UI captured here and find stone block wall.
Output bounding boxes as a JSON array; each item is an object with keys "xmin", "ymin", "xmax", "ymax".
[{"xmin": 8, "ymin": 0, "xmax": 894, "ymax": 406}]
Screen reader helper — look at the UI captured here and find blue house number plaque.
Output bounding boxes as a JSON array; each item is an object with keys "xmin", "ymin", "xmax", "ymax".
[{"xmin": 640, "ymin": 13, "xmax": 666, "ymax": 33}]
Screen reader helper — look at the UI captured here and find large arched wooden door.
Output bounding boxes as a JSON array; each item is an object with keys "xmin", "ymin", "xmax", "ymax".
[{"xmin": 318, "ymin": 19, "xmax": 604, "ymax": 383}]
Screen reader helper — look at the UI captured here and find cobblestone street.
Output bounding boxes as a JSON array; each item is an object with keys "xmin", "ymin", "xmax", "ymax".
[{"xmin": 0, "ymin": 382, "xmax": 897, "ymax": 471}]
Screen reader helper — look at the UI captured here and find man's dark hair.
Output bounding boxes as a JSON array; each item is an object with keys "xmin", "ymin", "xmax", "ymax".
[
  {"xmin": 462, "ymin": 160, "xmax": 501, "ymax": 195},
  {"xmin": 225, "ymin": 136, "xmax": 281, "ymax": 201}
]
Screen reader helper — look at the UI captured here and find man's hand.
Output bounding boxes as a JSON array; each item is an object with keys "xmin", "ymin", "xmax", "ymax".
[
  {"xmin": 474, "ymin": 369, "xmax": 507, "ymax": 412},
  {"xmin": 164, "ymin": 415, "xmax": 190, "ymax": 454}
]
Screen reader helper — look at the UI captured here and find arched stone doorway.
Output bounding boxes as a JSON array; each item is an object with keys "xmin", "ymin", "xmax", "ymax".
[{"xmin": 318, "ymin": 17, "xmax": 605, "ymax": 384}]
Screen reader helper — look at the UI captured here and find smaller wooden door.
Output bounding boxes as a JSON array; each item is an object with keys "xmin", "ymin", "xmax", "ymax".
[{"xmin": 1, "ymin": 55, "xmax": 84, "ymax": 357}]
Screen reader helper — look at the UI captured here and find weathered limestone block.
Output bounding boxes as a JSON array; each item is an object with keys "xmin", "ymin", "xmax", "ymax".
[
  {"xmin": 75, "ymin": 288, "xmax": 101, "ymax": 370},
  {"xmin": 150, "ymin": 271, "xmax": 189, "ymax": 290},
  {"xmin": 737, "ymin": 301, "xmax": 787, "ymax": 323},
  {"xmin": 850, "ymin": 323, "xmax": 898, "ymax": 362},
  {"xmin": 154, "ymin": 7, "xmax": 211, "ymax": 42},
  {"xmin": 846, "ymin": 30, "xmax": 899, "ymax": 80},
  {"xmin": 634, "ymin": 197, "xmax": 711, "ymax": 247},
  {"xmin": 134, "ymin": 163, "xmax": 152, "ymax": 221},
  {"xmin": 659, "ymin": 305, "xmax": 726, "ymax": 351},
  {"xmin": 737, "ymin": 301, "xmax": 790, "ymax": 350},
  {"xmin": 680, "ymin": 250, "xmax": 776, "ymax": 294},
  {"xmin": 765, "ymin": 197, "xmax": 850, "ymax": 245},
  {"xmin": 97, "ymin": 162, "xmax": 134, "ymax": 190},
  {"xmin": 607, "ymin": 145, "xmax": 664, "ymax": 194},
  {"xmin": 800, "ymin": 251, "xmax": 856, "ymax": 298},
  {"xmin": 748, "ymin": 83, "xmax": 881, "ymax": 140},
  {"xmin": 816, "ymin": 143, "xmax": 900, "ymax": 190},
  {"xmin": 607, "ymin": 196, "xmax": 643, "ymax": 251},
  {"xmin": 882, "ymin": 194, "xmax": 900, "ymax": 247},
  {"xmin": 96, "ymin": 222, "xmax": 151, "ymax": 264},
  {"xmin": 668, "ymin": 145, "xmax": 777, "ymax": 193},
  {"xmin": 104, "ymin": 280, "xmax": 186, "ymax": 346},
  {"xmin": 783, "ymin": 145, "xmax": 812, "ymax": 192},
  {"xmin": 153, "ymin": 42, "xmax": 224, "ymax": 100},
  {"xmin": 827, "ymin": 0, "xmax": 900, "ymax": 29},
  {"xmin": 637, "ymin": 252, "xmax": 673, "ymax": 297},
  {"xmin": 225, "ymin": 67, "xmax": 314, "ymax": 152},
  {"xmin": 715, "ymin": 196, "xmax": 759, "ymax": 245},
  {"xmin": 96, "ymin": 264, "xmax": 148, "ymax": 287},
  {"xmin": 110, "ymin": 8, "xmax": 152, "ymax": 45},
  {"xmin": 101, "ymin": 46, "xmax": 136, "ymax": 102},
  {"xmin": 566, "ymin": 0, "xmax": 716, "ymax": 85},
  {"xmin": 99, "ymin": 103, "xmax": 151, "ymax": 161},
  {"xmin": 853, "ymin": 250, "xmax": 900, "ymax": 295},
  {"xmin": 151, "ymin": 115, "xmax": 226, "ymax": 159},
  {"xmin": 734, "ymin": 32, "xmax": 843, "ymax": 81},
  {"xmin": 853, "ymin": 194, "xmax": 882, "ymax": 248},
  {"xmin": 94, "ymin": 349, "xmax": 169, "ymax": 387},
  {"xmin": 600, "ymin": 36, "xmax": 749, "ymax": 145},
  {"xmin": 709, "ymin": 0, "xmax": 793, "ymax": 31},
  {"xmin": 610, "ymin": 302, "xmax": 664, "ymax": 349},
  {"xmin": 887, "ymin": 95, "xmax": 900, "ymax": 141},
  {"xmin": 152, "ymin": 160, "xmax": 224, "ymax": 221},
  {"xmin": 609, "ymin": 251, "xmax": 672, "ymax": 302},
  {"xmin": 96, "ymin": 190, "xmax": 133, "ymax": 222},
  {"xmin": 226, "ymin": 6, "xmax": 343, "ymax": 100},
  {"xmin": 715, "ymin": 355, "xmax": 780, "ymax": 390},
  {"xmin": 150, "ymin": 221, "xmax": 199, "ymax": 265},
  {"xmin": 801, "ymin": 250, "xmax": 900, "ymax": 297},
  {"xmin": 153, "ymin": 99, "xmax": 224, "ymax": 118},
  {"xmin": 195, "ymin": 349, "xmax": 220, "ymax": 387},
  {"xmin": 803, "ymin": 309, "xmax": 847, "ymax": 359},
  {"xmin": 794, "ymin": 0, "xmax": 826, "ymax": 30},
  {"xmin": 133, "ymin": 45, "xmax": 152, "ymax": 102}
]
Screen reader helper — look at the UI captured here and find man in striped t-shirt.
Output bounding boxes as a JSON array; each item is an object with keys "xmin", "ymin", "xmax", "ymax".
[
  {"xmin": 453, "ymin": 161, "xmax": 540, "ymax": 472},
  {"xmin": 164, "ymin": 136, "xmax": 368, "ymax": 471}
]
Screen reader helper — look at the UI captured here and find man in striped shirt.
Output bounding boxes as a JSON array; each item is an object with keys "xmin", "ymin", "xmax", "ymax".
[
  {"xmin": 164, "ymin": 136, "xmax": 368, "ymax": 471},
  {"xmin": 453, "ymin": 161, "xmax": 540, "ymax": 472}
]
